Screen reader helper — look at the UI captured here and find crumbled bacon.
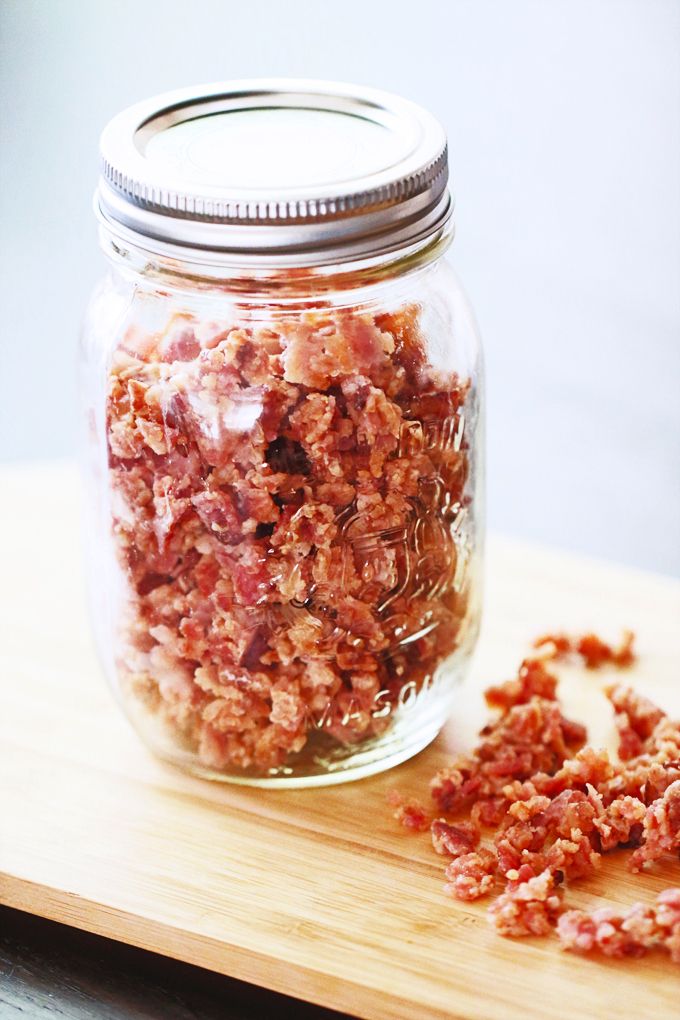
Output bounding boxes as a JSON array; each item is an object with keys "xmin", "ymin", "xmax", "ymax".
[
  {"xmin": 107, "ymin": 305, "xmax": 477, "ymax": 774},
  {"xmin": 430, "ymin": 693, "xmax": 587, "ymax": 818},
  {"xmin": 629, "ymin": 780, "xmax": 680, "ymax": 872},
  {"xmin": 593, "ymin": 795, "xmax": 646, "ymax": 851},
  {"xmin": 470, "ymin": 796, "xmax": 507, "ymax": 828},
  {"xmin": 430, "ymin": 755, "xmax": 484, "ymax": 815},
  {"xmin": 489, "ymin": 868, "xmax": 563, "ymax": 937},
  {"xmin": 558, "ymin": 888, "xmax": 680, "ymax": 962},
  {"xmin": 387, "ymin": 790, "xmax": 430, "ymax": 833},
  {"xmin": 431, "ymin": 819, "xmax": 480, "ymax": 857},
  {"xmin": 544, "ymin": 830, "xmax": 601, "ymax": 881},
  {"xmin": 606, "ymin": 684, "xmax": 666, "ymax": 760},
  {"xmin": 444, "ymin": 849, "xmax": 497, "ymax": 901},
  {"xmin": 391, "ymin": 633, "xmax": 679, "ymax": 963},
  {"xmin": 656, "ymin": 888, "xmax": 680, "ymax": 964},
  {"xmin": 557, "ymin": 905, "xmax": 649, "ymax": 958},
  {"xmin": 484, "ymin": 658, "xmax": 558, "ymax": 712},
  {"xmin": 533, "ymin": 630, "xmax": 636, "ymax": 669}
]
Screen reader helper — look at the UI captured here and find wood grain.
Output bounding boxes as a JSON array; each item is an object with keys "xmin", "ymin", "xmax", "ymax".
[
  {"xmin": 1, "ymin": 462, "xmax": 679, "ymax": 1020},
  {"xmin": 0, "ymin": 904, "xmax": 352, "ymax": 1020}
]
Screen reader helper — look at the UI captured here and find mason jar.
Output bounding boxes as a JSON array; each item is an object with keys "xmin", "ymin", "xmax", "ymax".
[{"xmin": 81, "ymin": 80, "xmax": 484, "ymax": 786}]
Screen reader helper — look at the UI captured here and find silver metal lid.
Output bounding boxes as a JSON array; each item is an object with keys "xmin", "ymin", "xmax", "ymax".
[{"xmin": 97, "ymin": 79, "xmax": 452, "ymax": 265}]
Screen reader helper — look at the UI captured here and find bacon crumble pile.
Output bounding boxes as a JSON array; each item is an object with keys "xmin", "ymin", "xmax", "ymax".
[
  {"xmin": 106, "ymin": 304, "xmax": 476, "ymax": 775},
  {"xmin": 389, "ymin": 632, "xmax": 680, "ymax": 964}
]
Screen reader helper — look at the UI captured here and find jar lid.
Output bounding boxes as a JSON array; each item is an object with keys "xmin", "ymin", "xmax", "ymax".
[{"xmin": 97, "ymin": 79, "xmax": 452, "ymax": 265}]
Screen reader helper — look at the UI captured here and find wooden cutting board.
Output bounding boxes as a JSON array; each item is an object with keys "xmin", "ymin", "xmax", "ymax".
[{"xmin": 1, "ymin": 462, "xmax": 678, "ymax": 1020}]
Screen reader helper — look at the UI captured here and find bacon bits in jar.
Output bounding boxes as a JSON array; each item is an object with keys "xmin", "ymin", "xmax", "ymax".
[{"xmin": 81, "ymin": 80, "xmax": 485, "ymax": 785}]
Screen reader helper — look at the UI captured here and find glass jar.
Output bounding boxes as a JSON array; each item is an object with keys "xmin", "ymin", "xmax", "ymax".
[{"xmin": 81, "ymin": 80, "xmax": 484, "ymax": 786}]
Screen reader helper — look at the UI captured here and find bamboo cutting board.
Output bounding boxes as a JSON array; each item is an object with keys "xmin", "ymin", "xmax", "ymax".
[{"xmin": 1, "ymin": 462, "xmax": 679, "ymax": 1020}]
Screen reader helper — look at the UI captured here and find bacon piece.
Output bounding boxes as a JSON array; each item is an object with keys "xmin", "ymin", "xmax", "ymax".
[
  {"xmin": 471, "ymin": 796, "xmax": 508, "ymax": 828},
  {"xmin": 593, "ymin": 795, "xmax": 646, "ymax": 851},
  {"xmin": 431, "ymin": 819, "xmax": 480, "ymax": 857},
  {"xmin": 606, "ymin": 684, "xmax": 666, "ymax": 761},
  {"xmin": 533, "ymin": 630, "xmax": 636, "ymax": 669},
  {"xmin": 489, "ymin": 868, "xmax": 563, "ymax": 937},
  {"xmin": 629, "ymin": 780, "xmax": 680, "ymax": 871},
  {"xmin": 485, "ymin": 658, "xmax": 558, "ymax": 712},
  {"xmin": 558, "ymin": 889, "xmax": 680, "ymax": 963},
  {"xmin": 444, "ymin": 849, "xmax": 497, "ymax": 901},
  {"xmin": 387, "ymin": 791, "xmax": 430, "ymax": 833}
]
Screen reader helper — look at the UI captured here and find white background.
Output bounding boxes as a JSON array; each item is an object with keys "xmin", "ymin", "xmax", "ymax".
[{"xmin": 1, "ymin": 0, "xmax": 678, "ymax": 574}]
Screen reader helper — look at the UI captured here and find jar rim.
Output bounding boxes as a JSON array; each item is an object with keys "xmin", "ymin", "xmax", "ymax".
[{"xmin": 97, "ymin": 215, "xmax": 455, "ymax": 299}]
